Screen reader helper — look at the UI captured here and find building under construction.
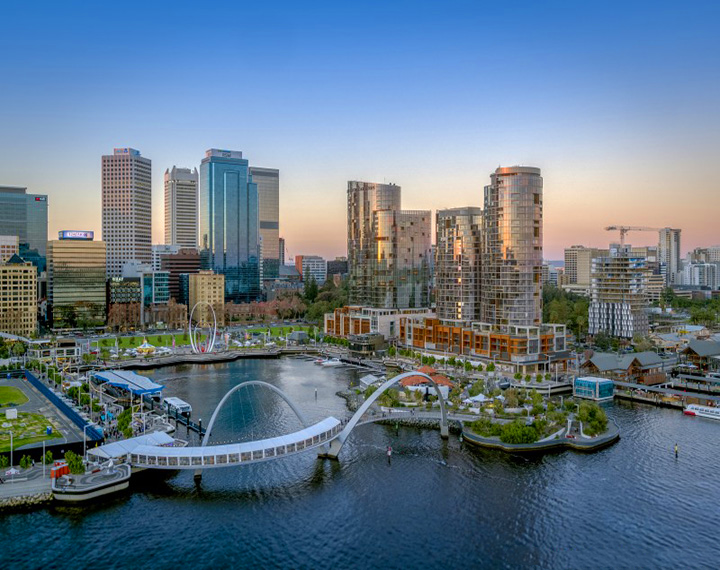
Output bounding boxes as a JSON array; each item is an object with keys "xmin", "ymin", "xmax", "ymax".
[{"xmin": 589, "ymin": 244, "xmax": 649, "ymax": 339}]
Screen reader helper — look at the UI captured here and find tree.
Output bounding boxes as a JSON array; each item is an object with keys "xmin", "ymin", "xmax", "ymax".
[
  {"xmin": 19, "ymin": 455, "xmax": 32, "ymax": 469},
  {"xmin": 504, "ymin": 388, "xmax": 518, "ymax": 408},
  {"xmin": 43, "ymin": 450, "xmax": 54, "ymax": 465},
  {"xmin": 0, "ymin": 455, "xmax": 8, "ymax": 468},
  {"xmin": 64, "ymin": 451, "xmax": 85, "ymax": 475},
  {"xmin": 499, "ymin": 420, "xmax": 539, "ymax": 444},
  {"xmin": 486, "ymin": 363, "xmax": 495, "ymax": 372},
  {"xmin": 303, "ymin": 277, "xmax": 319, "ymax": 303},
  {"xmin": 11, "ymin": 341, "xmax": 26, "ymax": 358}
]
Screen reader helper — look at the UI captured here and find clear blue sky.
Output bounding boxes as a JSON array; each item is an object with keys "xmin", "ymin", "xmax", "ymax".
[{"xmin": 1, "ymin": 1, "xmax": 718, "ymax": 259}]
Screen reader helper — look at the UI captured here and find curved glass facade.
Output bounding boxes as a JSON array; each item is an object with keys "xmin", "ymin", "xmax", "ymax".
[
  {"xmin": 199, "ymin": 149, "xmax": 261, "ymax": 303},
  {"xmin": 481, "ymin": 166, "xmax": 543, "ymax": 326}
]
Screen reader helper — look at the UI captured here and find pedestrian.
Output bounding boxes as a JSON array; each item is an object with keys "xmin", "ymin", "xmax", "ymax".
[{"xmin": 675, "ymin": 442, "xmax": 678, "ymax": 458}]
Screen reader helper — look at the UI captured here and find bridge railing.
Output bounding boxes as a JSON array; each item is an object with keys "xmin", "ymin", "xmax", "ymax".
[{"xmin": 130, "ymin": 423, "xmax": 343, "ymax": 469}]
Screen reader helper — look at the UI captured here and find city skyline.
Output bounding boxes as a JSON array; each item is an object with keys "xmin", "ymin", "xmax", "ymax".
[{"xmin": 1, "ymin": 2, "xmax": 719, "ymax": 260}]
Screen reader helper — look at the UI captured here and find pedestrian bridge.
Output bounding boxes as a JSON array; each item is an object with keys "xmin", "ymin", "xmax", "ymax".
[
  {"xmin": 125, "ymin": 371, "xmax": 450, "ymax": 472},
  {"xmin": 129, "ymin": 417, "xmax": 343, "ymax": 469}
]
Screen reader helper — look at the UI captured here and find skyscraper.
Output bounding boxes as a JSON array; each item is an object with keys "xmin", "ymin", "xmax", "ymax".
[
  {"xmin": 435, "ymin": 207, "xmax": 483, "ymax": 322},
  {"xmin": 199, "ymin": 149, "xmax": 261, "ymax": 303},
  {"xmin": 658, "ymin": 227, "xmax": 681, "ymax": 285},
  {"xmin": 347, "ymin": 181, "xmax": 401, "ymax": 306},
  {"xmin": 249, "ymin": 166, "xmax": 280, "ymax": 280},
  {"xmin": 0, "ymin": 186, "xmax": 48, "ymax": 257},
  {"xmin": 164, "ymin": 166, "xmax": 198, "ymax": 248},
  {"xmin": 481, "ymin": 166, "xmax": 543, "ymax": 326},
  {"xmin": 102, "ymin": 148, "xmax": 152, "ymax": 277},
  {"xmin": 278, "ymin": 237, "xmax": 286, "ymax": 266}
]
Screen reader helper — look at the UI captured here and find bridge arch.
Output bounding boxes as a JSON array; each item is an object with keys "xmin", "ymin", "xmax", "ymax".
[
  {"xmin": 188, "ymin": 301, "xmax": 218, "ymax": 354},
  {"xmin": 319, "ymin": 370, "xmax": 449, "ymax": 459},
  {"xmin": 201, "ymin": 380, "xmax": 309, "ymax": 448}
]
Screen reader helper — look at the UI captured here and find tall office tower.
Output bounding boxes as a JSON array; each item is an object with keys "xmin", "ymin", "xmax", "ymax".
[
  {"xmin": 658, "ymin": 227, "xmax": 681, "ymax": 285},
  {"xmin": 435, "ymin": 207, "xmax": 483, "ymax": 322},
  {"xmin": 0, "ymin": 254, "xmax": 37, "ymax": 337},
  {"xmin": 347, "ymin": 181, "xmax": 402, "ymax": 306},
  {"xmin": 199, "ymin": 149, "xmax": 261, "ymax": 303},
  {"xmin": 0, "ymin": 186, "xmax": 48, "ymax": 258},
  {"xmin": 278, "ymin": 237, "xmax": 286, "ymax": 266},
  {"xmin": 589, "ymin": 244, "xmax": 649, "ymax": 338},
  {"xmin": 47, "ymin": 231, "xmax": 107, "ymax": 329},
  {"xmin": 481, "ymin": 166, "xmax": 543, "ymax": 326},
  {"xmin": 164, "ymin": 166, "xmax": 198, "ymax": 248},
  {"xmin": 102, "ymin": 148, "xmax": 152, "ymax": 278},
  {"xmin": 0, "ymin": 235, "xmax": 19, "ymax": 262},
  {"xmin": 249, "ymin": 167, "xmax": 280, "ymax": 280}
]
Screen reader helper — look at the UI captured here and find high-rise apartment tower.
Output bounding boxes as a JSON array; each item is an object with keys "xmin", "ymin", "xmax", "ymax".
[{"xmin": 481, "ymin": 166, "xmax": 543, "ymax": 326}]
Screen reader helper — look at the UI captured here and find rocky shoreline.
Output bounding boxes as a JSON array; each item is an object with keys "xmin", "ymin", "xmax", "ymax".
[{"xmin": 0, "ymin": 491, "xmax": 53, "ymax": 512}]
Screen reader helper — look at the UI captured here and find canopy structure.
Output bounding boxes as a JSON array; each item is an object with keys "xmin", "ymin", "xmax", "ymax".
[
  {"xmin": 137, "ymin": 340, "xmax": 156, "ymax": 354},
  {"xmin": 87, "ymin": 431, "xmax": 175, "ymax": 460},
  {"xmin": 94, "ymin": 370, "xmax": 164, "ymax": 395}
]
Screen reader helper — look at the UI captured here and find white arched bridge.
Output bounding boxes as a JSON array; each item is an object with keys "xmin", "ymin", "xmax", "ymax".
[{"xmin": 127, "ymin": 371, "xmax": 452, "ymax": 474}]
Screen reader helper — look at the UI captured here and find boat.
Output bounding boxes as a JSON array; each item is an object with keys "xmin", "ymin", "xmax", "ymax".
[
  {"xmin": 52, "ymin": 462, "xmax": 131, "ymax": 502},
  {"xmin": 683, "ymin": 404, "xmax": 720, "ymax": 421},
  {"xmin": 314, "ymin": 358, "xmax": 326, "ymax": 365},
  {"xmin": 321, "ymin": 358, "xmax": 343, "ymax": 367}
]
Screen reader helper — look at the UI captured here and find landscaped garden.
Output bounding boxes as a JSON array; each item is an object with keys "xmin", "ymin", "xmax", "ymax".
[{"xmin": 0, "ymin": 411, "xmax": 62, "ymax": 453}]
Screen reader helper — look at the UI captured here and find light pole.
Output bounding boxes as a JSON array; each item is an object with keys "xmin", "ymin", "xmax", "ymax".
[{"xmin": 83, "ymin": 424, "xmax": 91, "ymax": 459}]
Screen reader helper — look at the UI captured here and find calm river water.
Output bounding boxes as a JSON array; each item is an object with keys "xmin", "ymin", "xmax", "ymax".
[{"xmin": 1, "ymin": 358, "xmax": 719, "ymax": 569}]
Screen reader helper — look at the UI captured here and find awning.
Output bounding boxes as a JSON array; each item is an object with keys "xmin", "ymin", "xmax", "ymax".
[
  {"xmin": 94, "ymin": 370, "xmax": 164, "ymax": 395},
  {"xmin": 87, "ymin": 431, "xmax": 175, "ymax": 460}
]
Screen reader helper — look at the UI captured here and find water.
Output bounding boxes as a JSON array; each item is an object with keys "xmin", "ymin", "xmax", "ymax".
[{"xmin": 2, "ymin": 358, "xmax": 719, "ymax": 569}]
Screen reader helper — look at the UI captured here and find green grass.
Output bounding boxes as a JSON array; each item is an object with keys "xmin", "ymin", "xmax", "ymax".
[
  {"xmin": 93, "ymin": 333, "xmax": 206, "ymax": 349},
  {"xmin": 0, "ymin": 411, "xmax": 62, "ymax": 453},
  {"xmin": 246, "ymin": 325, "xmax": 313, "ymax": 335},
  {"xmin": 0, "ymin": 386, "xmax": 29, "ymax": 408}
]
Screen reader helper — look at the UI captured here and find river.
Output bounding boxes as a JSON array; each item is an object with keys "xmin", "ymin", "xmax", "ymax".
[{"xmin": 1, "ymin": 357, "xmax": 719, "ymax": 569}]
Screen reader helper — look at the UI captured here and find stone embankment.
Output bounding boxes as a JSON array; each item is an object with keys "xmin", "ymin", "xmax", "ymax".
[{"xmin": 0, "ymin": 491, "xmax": 53, "ymax": 511}]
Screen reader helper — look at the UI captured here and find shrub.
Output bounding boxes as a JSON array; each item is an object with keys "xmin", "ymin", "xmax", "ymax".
[
  {"xmin": 577, "ymin": 402, "xmax": 608, "ymax": 436},
  {"xmin": 43, "ymin": 450, "xmax": 53, "ymax": 465},
  {"xmin": 19, "ymin": 455, "xmax": 32, "ymax": 469},
  {"xmin": 0, "ymin": 455, "xmax": 9, "ymax": 468},
  {"xmin": 499, "ymin": 420, "xmax": 539, "ymax": 444},
  {"xmin": 64, "ymin": 450, "xmax": 85, "ymax": 475}
]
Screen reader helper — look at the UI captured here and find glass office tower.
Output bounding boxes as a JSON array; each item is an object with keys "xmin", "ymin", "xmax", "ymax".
[
  {"xmin": 481, "ymin": 166, "xmax": 543, "ymax": 326},
  {"xmin": 249, "ymin": 166, "xmax": 280, "ymax": 280},
  {"xmin": 199, "ymin": 149, "xmax": 261, "ymax": 303},
  {"xmin": 0, "ymin": 186, "xmax": 48, "ymax": 258}
]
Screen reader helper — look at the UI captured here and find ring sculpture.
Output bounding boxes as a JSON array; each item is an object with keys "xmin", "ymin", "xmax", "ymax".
[
  {"xmin": 188, "ymin": 301, "xmax": 218, "ymax": 354},
  {"xmin": 318, "ymin": 370, "xmax": 449, "ymax": 460},
  {"xmin": 194, "ymin": 380, "xmax": 310, "ymax": 480}
]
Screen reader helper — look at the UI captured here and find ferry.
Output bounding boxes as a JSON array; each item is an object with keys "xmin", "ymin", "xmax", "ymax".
[{"xmin": 683, "ymin": 404, "xmax": 720, "ymax": 421}]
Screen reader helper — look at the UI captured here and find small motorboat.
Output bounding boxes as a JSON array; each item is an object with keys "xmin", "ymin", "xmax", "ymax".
[{"xmin": 321, "ymin": 358, "xmax": 343, "ymax": 367}]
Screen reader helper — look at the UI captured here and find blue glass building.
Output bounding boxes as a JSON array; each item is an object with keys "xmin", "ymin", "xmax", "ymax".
[
  {"xmin": 573, "ymin": 376, "xmax": 615, "ymax": 401},
  {"xmin": 199, "ymin": 149, "xmax": 261, "ymax": 303},
  {"xmin": 0, "ymin": 185, "xmax": 48, "ymax": 262}
]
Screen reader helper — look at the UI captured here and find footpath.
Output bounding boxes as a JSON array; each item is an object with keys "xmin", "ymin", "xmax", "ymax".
[{"xmin": 0, "ymin": 465, "xmax": 53, "ymax": 510}]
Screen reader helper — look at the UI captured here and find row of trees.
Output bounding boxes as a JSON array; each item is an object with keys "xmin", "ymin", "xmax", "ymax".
[{"xmin": 542, "ymin": 284, "xmax": 589, "ymax": 338}]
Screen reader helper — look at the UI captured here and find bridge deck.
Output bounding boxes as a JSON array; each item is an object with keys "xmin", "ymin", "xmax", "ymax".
[{"xmin": 130, "ymin": 417, "xmax": 342, "ymax": 469}]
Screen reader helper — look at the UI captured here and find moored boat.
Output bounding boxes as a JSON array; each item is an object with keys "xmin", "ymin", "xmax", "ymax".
[{"xmin": 683, "ymin": 404, "xmax": 720, "ymax": 421}]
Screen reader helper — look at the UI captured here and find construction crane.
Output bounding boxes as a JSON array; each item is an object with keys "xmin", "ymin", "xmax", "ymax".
[{"xmin": 604, "ymin": 225, "xmax": 661, "ymax": 246}]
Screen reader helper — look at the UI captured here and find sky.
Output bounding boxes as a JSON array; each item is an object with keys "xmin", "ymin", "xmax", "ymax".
[{"xmin": 1, "ymin": 0, "xmax": 718, "ymax": 261}]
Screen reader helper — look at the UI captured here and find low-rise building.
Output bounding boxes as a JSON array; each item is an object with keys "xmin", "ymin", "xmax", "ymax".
[
  {"xmin": 0, "ymin": 254, "xmax": 37, "ymax": 337},
  {"xmin": 580, "ymin": 351, "xmax": 666, "ymax": 385},
  {"xmin": 189, "ymin": 270, "xmax": 225, "ymax": 326},
  {"xmin": 324, "ymin": 306, "xmax": 432, "ymax": 339},
  {"xmin": 398, "ymin": 315, "xmax": 568, "ymax": 375}
]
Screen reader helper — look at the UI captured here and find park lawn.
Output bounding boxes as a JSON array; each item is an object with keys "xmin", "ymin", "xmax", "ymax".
[
  {"xmin": 93, "ymin": 333, "xmax": 206, "ymax": 349},
  {"xmin": 0, "ymin": 386, "xmax": 29, "ymax": 408},
  {"xmin": 0, "ymin": 411, "xmax": 62, "ymax": 453},
  {"xmin": 246, "ymin": 325, "xmax": 313, "ymax": 335}
]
